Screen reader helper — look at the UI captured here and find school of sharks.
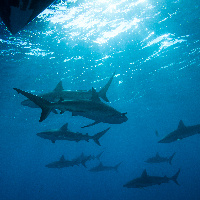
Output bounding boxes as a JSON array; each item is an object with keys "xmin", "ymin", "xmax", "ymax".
[
  {"xmin": 2, "ymin": 0, "xmax": 200, "ymax": 191},
  {"xmin": 13, "ymin": 70, "xmax": 200, "ymax": 189}
]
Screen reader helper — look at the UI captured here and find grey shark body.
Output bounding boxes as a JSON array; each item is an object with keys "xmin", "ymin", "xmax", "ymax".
[
  {"xmin": 21, "ymin": 72, "xmax": 115, "ymax": 108},
  {"xmin": 37, "ymin": 123, "xmax": 110, "ymax": 145},
  {"xmin": 14, "ymin": 87, "xmax": 128, "ymax": 126},
  {"xmin": 145, "ymin": 152, "xmax": 176, "ymax": 165},
  {"xmin": 45, "ymin": 155, "xmax": 77, "ymax": 169},
  {"xmin": 73, "ymin": 152, "xmax": 103, "ymax": 168},
  {"xmin": 46, "ymin": 152, "xmax": 103, "ymax": 168},
  {"xmin": 159, "ymin": 120, "xmax": 200, "ymax": 143},
  {"xmin": 123, "ymin": 169, "xmax": 180, "ymax": 188},
  {"xmin": 89, "ymin": 162, "xmax": 122, "ymax": 172}
]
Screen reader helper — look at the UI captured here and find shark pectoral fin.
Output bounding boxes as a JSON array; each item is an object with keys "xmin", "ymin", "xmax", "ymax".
[
  {"xmin": 81, "ymin": 121, "xmax": 100, "ymax": 128},
  {"xmin": 40, "ymin": 107, "xmax": 52, "ymax": 122}
]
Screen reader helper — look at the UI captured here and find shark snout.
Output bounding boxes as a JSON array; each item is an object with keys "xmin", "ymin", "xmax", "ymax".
[{"xmin": 36, "ymin": 132, "xmax": 46, "ymax": 138}]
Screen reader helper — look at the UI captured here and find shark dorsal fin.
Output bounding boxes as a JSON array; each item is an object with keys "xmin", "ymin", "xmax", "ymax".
[
  {"xmin": 60, "ymin": 123, "xmax": 68, "ymax": 131},
  {"xmin": 141, "ymin": 169, "xmax": 148, "ymax": 178},
  {"xmin": 54, "ymin": 81, "xmax": 64, "ymax": 92},
  {"xmin": 91, "ymin": 87, "xmax": 101, "ymax": 102},
  {"xmin": 60, "ymin": 155, "xmax": 65, "ymax": 162},
  {"xmin": 156, "ymin": 152, "xmax": 160, "ymax": 158},
  {"xmin": 178, "ymin": 120, "xmax": 186, "ymax": 129}
]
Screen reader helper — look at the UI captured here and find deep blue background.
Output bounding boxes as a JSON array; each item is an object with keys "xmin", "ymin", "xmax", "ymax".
[{"xmin": 1, "ymin": 0, "xmax": 200, "ymax": 199}]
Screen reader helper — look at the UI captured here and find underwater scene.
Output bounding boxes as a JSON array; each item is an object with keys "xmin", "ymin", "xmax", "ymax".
[{"xmin": 1, "ymin": 0, "xmax": 200, "ymax": 199}]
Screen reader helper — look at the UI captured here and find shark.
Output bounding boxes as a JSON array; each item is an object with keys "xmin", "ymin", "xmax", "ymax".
[
  {"xmin": 158, "ymin": 120, "xmax": 200, "ymax": 143},
  {"xmin": 37, "ymin": 123, "xmax": 110, "ymax": 146},
  {"xmin": 73, "ymin": 152, "xmax": 104, "ymax": 168},
  {"xmin": 46, "ymin": 152, "xmax": 103, "ymax": 169},
  {"xmin": 21, "ymin": 72, "xmax": 115, "ymax": 109},
  {"xmin": 13, "ymin": 87, "xmax": 128, "ymax": 127},
  {"xmin": 89, "ymin": 161, "xmax": 122, "ymax": 172},
  {"xmin": 123, "ymin": 169, "xmax": 180, "ymax": 188},
  {"xmin": 145, "ymin": 152, "xmax": 176, "ymax": 165},
  {"xmin": 45, "ymin": 155, "xmax": 77, "ymax": 169}
]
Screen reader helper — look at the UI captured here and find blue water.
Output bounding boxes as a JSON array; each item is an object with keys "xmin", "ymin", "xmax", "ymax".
[{"xmin": 1, "ymin": 0, "xmax": 200, "ymax": 199}]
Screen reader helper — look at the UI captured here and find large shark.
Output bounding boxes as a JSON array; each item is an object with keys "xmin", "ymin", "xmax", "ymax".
[
  {"xmin": 89, "ymin": 161, "xmax": 122, "ymax": 172},
  {"xmin": 46, "ymin": 152, "xmax": 103, "ymax": 169},
  {"xmin": 123, "ymin": 169, "xmax": 180, "ymax": 188},
  {"xmin": 21, "ymin": 72, "xmax": 115, "ymax": 109},
  {"xmin": 145, "ymin": 152, "xmax": 176, "ymax": 165},
  {"xmin": 37, "ymin": 123, "xmax": 110, "ymax": 146},
  {"xmin": 158, "ymin": 120, "xmax": 200, "ymax": 143},
  {"xmin": 13, "ymin": 87, "xmax": 128, "ymax": 126}
]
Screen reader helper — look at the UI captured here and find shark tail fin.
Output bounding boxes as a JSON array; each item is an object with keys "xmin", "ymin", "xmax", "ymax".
[
  {"xmin": 13, "ymin": 88, "xmax": 52, "ymax": 122},
  {"xmin": 169, "ymin": 152, "xmax": 176, "ymax": 165},
  {"xmin": 98, "ymin": 72, "xmax": 115, "ymax": 102},
  {"xmin": 171, "ymin": 169, "xmax": 180, "ymax": 185},
  {"xmin": 114, "ymin": 162, "xmax": 122, "ymax": 172},
  {"xmin": 81, "ymin": 161, "xmax": 87, "ymax": 168},
  {"xmin": 92, "ymin": 127, "xmax": 110, "ymax": 146},
  {"xmin": 95, "ymin": 151, "xmax": 104, "ymax": 160}
]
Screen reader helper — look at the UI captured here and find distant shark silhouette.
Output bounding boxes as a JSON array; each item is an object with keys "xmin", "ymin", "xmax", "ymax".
[
  {"xmin": 21, "ymin": 72, "xmax": 115, "ymax": 109},
  {"xmin": 123, "ymin": 169, "xmax": 180, "ymax": 188},
  {"xmin": 145, "ymin": 152, "xmax": 176, "ymax": 165},
  {"xmin": 46, "ymin": 155, "xmax": 77, "ymax": 169},
  {"xmin": 0, "ymin": 0, "xmax": 55, "ymax": 34},
  {"xmin": 158, "ymin": 120, "xmax": 200, "ymax": 143},
  {"xmin": 89, "ymin": 161, "xmax": 122, "ymax": 172},
  {"xmin": 46, "ymin": 152, "xmax": 103, "ymax": 169},
  {"xmin": 74, "ymin": 152, "xmax": 103, "ymax": 168},
  {"xmin": 37, "ymin": 123, "xmax": 110, "ymax": 145},
  {"xmin": 13, "ymin": 87, "xmax": 128, "ymax": 127}
]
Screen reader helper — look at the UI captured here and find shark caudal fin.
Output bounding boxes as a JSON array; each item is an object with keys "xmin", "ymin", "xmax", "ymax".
[
  {"xmin": 13, "ymin": 88, "xmax": 52, "ymax": 122},
  {"xmin": 95, "ymin": 151, "xmax": 104, "ymax": 160},
  {"xmin": 169, "ymin": 152, "xmax": 176, "ymax": 165},
  {"xmin": 98, "ymin": 72, "xmax": 115, "ymax": 102},
  {"xmin": 114, "ymin": 162, "xmax": 122, "ymax": 172},
  {"xmin": 171, "ymin": 169, "xmax": 181, "ymax": 185},
  {"xmin": 92, "ymin": 127, "xmax": 110, "ymax": 146}
]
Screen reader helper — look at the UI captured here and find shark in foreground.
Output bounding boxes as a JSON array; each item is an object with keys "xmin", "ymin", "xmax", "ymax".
[
  {"xmin": 89, "ymin": 161, "xmax": 122, "ymax": 172},
  {"xmin": 145, "ymin": 152, "xmax": 176, "ymax": 165},
  {"xmin": 37, "ymin": 123, "xmax": 110, "ymax": 146},
  {"xmin": 21, "ymin": 72, "xmax": 115, "ymax": 109},
  {"xmin": 13, "ymin": 87, "xmax": 128, "ymax": 126},
  {"xmin": 123, "ymin": 169, "xmax": 180, "ymax": 188},
  {"xmin": 46, "ymin": 152, "xmax": 103, "ymax": 169},
  {"xmin": 158, "ymin": 120, "xmax": 200, "ymax": 143}
]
